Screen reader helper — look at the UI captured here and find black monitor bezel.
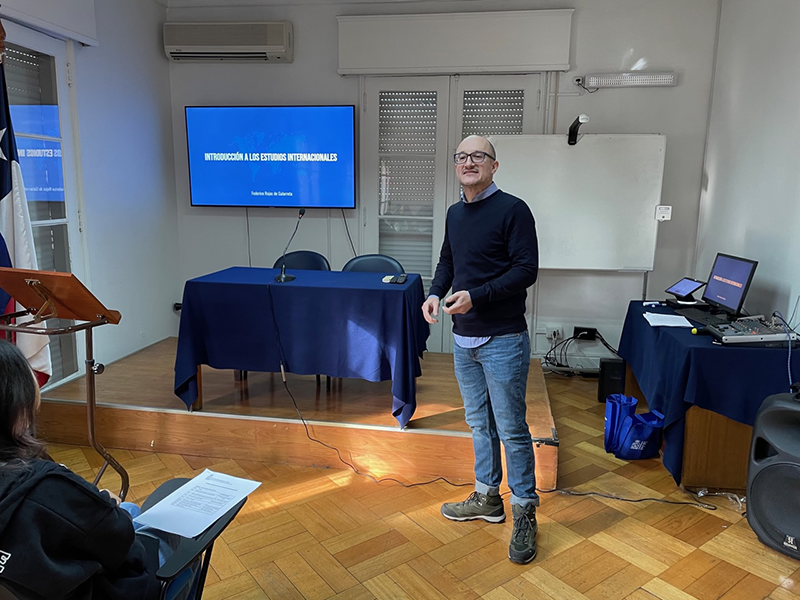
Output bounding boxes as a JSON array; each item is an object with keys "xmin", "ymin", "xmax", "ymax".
[
  {"xmin": 664, "ymin": 277, "xmax": 705, "ymax": 300},
  {"xmin": 701, "ymin": 253, "xmax": 758, "ymax": 316},
  {"xmin": 184, "ymin": 104, "xmax": 357, "ymax": 209}
]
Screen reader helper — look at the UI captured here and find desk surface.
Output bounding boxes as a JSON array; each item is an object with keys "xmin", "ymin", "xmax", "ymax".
[
  {"xmin": 174, "ymin": 267, "xmax": 429, "ymax": 428},
  {"xmin": 618, "ymin": 301, "xmax": 800, "ymax": 484}
]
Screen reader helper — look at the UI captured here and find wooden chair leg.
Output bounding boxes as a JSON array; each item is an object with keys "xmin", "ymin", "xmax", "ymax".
[{"xmin": 191, "ymin": 367, "xmax": 203, "ymax": 411}]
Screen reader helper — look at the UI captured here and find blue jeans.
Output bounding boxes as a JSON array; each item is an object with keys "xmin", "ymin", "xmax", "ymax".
[{"xmin": 453, "ymin": 331, "xmax": 538, "ymax": 507}]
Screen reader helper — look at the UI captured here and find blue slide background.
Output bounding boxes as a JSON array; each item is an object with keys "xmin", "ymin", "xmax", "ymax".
[
  {"xmin": 10, "ymin": 106, "xmax": 65, "ymax": 203},
  {"xmin": 186, "ymin": 106, "xmax": 355, "ymax": 208},
  {"xmin": 704, "ymin": 255, "xmax": 755, "ymax": 311}
]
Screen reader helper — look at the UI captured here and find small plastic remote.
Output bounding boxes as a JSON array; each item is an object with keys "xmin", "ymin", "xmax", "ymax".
[{"xmin": 394, "ymin": 274, "xmax": 407, "ymax": 284}]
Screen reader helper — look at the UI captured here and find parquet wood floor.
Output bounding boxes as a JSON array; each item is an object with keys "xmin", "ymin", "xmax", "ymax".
[{"xmin": 49, "ymin": 373, "xmax": 800, "ymax": 599}]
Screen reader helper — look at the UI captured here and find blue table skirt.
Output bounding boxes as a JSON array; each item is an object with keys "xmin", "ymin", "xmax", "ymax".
[
  {"xmin": 174, "ymin": 267, "xmax": 429, "ymax": 428},
  {"xmin": 618, "ymin": 301, "xmax": 800, "ymax": 485}
]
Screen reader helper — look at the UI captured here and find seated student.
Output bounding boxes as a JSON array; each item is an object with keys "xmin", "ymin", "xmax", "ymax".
[{"xmin": 0, "ymin": 339, "xmax": 190, "ymax": 600}]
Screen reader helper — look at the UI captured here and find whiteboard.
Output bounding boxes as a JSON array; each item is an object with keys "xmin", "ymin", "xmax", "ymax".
[{"xmin": 488, "ymin": 134, "xmax": 666, "ymax": 270}]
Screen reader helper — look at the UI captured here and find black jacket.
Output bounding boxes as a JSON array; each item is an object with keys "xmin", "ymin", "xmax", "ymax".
[{"xmin": 0, "ymin": 459, "xmax": 160, "ymax": 600}]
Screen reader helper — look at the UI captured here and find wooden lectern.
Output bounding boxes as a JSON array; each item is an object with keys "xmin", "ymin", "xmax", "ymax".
[{"xmin": 0, "ymin": 267, "xmax": 129, "ymax": 499}]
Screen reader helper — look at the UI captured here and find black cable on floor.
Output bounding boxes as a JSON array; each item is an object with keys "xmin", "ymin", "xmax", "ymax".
[
  {"xmin": 534, "ymin": 486, "xmax": 716, "ymax": 510},
  {"xmin": 262, "ymin": 289, "xmax": 711, "ymax": 504},
  {"xmin": 266, "ymin": 281, "xmax": 470, "ymax": 489}
]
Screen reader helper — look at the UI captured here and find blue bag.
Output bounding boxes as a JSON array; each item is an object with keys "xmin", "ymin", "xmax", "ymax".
[
  {"xmin": 603, "ymin": 394, "xmax": 638, "ymax": 454},
  {"xmin": 614, "ymin": 410, "xmax": 665, "ymax": 460}
]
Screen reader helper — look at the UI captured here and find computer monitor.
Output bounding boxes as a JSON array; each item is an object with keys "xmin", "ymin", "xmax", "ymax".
[{"xmin": 701, "ymin": 253, "xmax": 758, "ymax": 316}]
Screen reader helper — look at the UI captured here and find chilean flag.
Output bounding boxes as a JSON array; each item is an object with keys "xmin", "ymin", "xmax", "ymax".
[{"xmin": 0, "ymin": 61, "xmax": 52, "ymax": 385}]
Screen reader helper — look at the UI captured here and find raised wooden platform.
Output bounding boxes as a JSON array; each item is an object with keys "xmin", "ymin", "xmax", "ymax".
[{"xmin": 41, "ymin": 339, "xmax": 557, "ymax": 489}]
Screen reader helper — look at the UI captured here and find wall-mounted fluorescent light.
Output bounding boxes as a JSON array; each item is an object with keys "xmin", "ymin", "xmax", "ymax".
[{"xmin": 585, "ymin": 72, "xmax": 677, "ymax": 88}]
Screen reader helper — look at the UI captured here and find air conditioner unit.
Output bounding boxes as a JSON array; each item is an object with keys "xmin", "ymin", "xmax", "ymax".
[{"xmin": 163, "ymin": 21, "xmax": 293, "ymax": 63}]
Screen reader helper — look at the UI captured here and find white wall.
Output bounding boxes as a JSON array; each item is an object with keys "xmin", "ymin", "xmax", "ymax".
[
  {"xmin": 168, "ymin": 3, "xmax": 359, "ymax": 280},
  {"xmin": 533, "ymin": 0, "xmax": 718, "ymax": 354},
  {"xmin": 73, "ymin": 0, "xmax": 180, "ymax": 361},
  {"xmin": 168, "ymin": 0, "xmax": 719, "ymax": 357},
  {"xmin": 697, "ymin": 0, "xmax": 800, "ymax": 321}
]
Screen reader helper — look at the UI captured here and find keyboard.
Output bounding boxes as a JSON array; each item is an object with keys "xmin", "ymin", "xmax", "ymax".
[
  {"xmin": 707, "ymin": 317, "xmax": 799, "ymax": 345},
  {"xmin": 674, "ymin": 307, "xmax": 730, "ymax": 327}
]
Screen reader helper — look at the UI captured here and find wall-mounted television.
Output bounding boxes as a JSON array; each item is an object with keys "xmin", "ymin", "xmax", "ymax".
[{"xmin": 185, "ymin": 105, "xmax": 355, "ymax": 208}]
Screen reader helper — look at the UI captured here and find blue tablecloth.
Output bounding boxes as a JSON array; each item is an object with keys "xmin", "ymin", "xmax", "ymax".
[
  {"xmin": 618, "ymin": 301, "xmax": 800, "ymax": 485},
  {"xmin": 174, "ymin": 267, "xmax": 429, "ymax": 428}
]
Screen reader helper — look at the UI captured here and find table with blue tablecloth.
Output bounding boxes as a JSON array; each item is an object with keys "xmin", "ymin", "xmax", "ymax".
[
  {"xmin": 174, "ymin": 267, "xmax": 429, "ymax": 428},
  {"xmin": 618, "ymin": 301, "xmax": 800, "ymax": 487}
]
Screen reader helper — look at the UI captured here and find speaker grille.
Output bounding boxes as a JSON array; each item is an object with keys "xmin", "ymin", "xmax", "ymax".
[{"xmin": 749, "ymin": 463, "xmax": 800, "ymax": 558}]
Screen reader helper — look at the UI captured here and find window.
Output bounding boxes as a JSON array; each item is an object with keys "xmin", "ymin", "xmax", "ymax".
[
  {"xmin": 377, "ymin": 90, "xmax": 438, "ymax": 277},
  {"xmin": 6, "ymin": 41, "xmax": 78, "ymax": 382}
]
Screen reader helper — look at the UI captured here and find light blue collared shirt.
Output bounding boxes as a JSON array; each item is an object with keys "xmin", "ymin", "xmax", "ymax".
[{"xmin": 432, "ymin": 182, "xmax": 498, "ymax": 349}]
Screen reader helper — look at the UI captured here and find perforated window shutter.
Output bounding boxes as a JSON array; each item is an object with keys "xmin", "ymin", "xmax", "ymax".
[
  {"xmin": 5, "ymin": 46, "xmax": 45, "ymax": 105},
  {"xmin": 378, "ymin": 91, "xmax": 437, "ymax": 277},
  {"xmin": 461, "ymin": 90, "xmax": 525, "ymax": 137}
]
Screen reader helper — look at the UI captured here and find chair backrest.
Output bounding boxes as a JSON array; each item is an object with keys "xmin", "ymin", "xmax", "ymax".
[
  {"xmin": 272, "ymin": 250, "xmax": 331, "ymax": 271},
  {"xmin": 342, "ymin": 254, "xmax": 404, "ymax": 274}
]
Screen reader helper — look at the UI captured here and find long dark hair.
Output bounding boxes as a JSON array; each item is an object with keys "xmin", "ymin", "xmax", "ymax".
[{"xmin": 0, "ymin": 339, "xmax": 45, "ymax": 461}]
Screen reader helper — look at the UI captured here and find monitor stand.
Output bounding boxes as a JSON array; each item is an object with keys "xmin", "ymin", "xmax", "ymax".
[{"xmin": 665, "ymin": 295, "xmax": 704, "ymax": 309}]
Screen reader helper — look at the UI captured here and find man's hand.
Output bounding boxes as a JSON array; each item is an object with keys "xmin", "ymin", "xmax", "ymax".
[
  {"xmin": 422, "ymin": 296, "xmax": 440, "ymax": 324},
  {"xmin": 101, "ymin": 489, "xmax": 122, "ymax": 506},
  {"xmin": 442, "ymin": 290, "xmax": 473, "ymax": 315}
]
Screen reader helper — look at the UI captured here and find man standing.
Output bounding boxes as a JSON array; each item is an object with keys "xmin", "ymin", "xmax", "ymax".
[{"xmin": 421, "ymin": 135, "xmax": 539, "ymax": 564}]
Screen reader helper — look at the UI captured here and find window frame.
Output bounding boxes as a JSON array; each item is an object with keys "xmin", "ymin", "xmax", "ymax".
[{"xmin": 5, "ymin": 21, "xmax": 87, "ymax": 385}]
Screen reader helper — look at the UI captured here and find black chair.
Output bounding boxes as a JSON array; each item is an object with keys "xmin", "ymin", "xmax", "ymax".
[
  {"xmin": 272, "ymin": 250, "xmax": 331, "ymax": 271},
  {"xmin": 0, "ymin": 478, "xmax": 245, "ymax": 600},
  {"xmin": 142, "ymin": 478, "xmax": 246, "ymax": 600},
  {"xmin": 342, "ymin": 254, "xmax": 404, "ymax": 274}
]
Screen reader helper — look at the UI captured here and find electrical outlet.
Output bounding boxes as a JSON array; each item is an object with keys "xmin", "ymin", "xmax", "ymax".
[
  {"xmin": 573, "ymin": 76, "xmax": 584, "ymax": 86},
  {"xmin": 573, "ymin": 326, "xmax": 598, "ymax": 341},
  {"xmin": 546, "ymin": 326, "xmax": 562, "ymax": 341}
]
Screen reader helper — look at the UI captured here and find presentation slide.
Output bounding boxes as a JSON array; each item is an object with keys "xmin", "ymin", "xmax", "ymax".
[
  {"xmin": 10, "ymin": 106, "xmax": 65, "ymax": 203},
  {"xmin": 15, "ymin": 138, "xmax": 65, "ymax": 203},
  {"xmin": 185, "ymin": 106, "xmax": 355, "ymax": 208},
  {"xmin": 705, "ymin": 255, "xmax": 754, "ymax": 309}
]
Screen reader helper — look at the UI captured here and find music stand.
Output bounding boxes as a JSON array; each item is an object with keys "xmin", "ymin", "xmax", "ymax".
[{"xmin": 0, "ymin": 267, "xmax": 129, "ymax": 499}]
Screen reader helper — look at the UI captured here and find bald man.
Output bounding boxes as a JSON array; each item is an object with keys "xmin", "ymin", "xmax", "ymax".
[{"xmin": 422, "ymin": 135, "xmax": 540, "ymax": 564}]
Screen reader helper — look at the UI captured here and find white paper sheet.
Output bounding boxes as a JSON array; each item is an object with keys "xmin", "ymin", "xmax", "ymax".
[
  {"xmin": 642, "ymin": 312, "xmax": 693, "ymax": 328},
  {"xmin": 133, "ymin": 469, "xmax": 261, "ymax": 538}
]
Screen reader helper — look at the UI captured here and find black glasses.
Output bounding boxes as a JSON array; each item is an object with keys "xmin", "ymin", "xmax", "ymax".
[{"xmin": 453, "ymin": 151, "xmax": 495, "ymax": 165}]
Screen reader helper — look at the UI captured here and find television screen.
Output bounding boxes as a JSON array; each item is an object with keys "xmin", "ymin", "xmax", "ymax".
[
  {"xmin": 185, "ymin": 105, "xmax": 356, "ymax": 208},
  {"xmin": 702, "ymin": 253, "xmax": 758, "ymax": 315}
]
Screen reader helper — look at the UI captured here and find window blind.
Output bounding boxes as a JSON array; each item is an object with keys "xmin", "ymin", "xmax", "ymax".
[{"xmin": 378, "ymin": 91, "xmax": 438, "ymax": 277}]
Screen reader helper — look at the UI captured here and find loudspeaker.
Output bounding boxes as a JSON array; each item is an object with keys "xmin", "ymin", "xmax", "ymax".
[
  {"xmin": 598, "ymin": 358, "xmax": 625, "ymax": 402},
  {"xmin": 747, "ymin": 387, "xmax": 800, "ymax": 559}
]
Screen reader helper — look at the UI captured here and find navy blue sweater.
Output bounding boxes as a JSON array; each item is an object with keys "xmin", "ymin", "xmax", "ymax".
[{"xmin": 430, "ymin": 189, "xmax": 539, "ymax": 337}]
